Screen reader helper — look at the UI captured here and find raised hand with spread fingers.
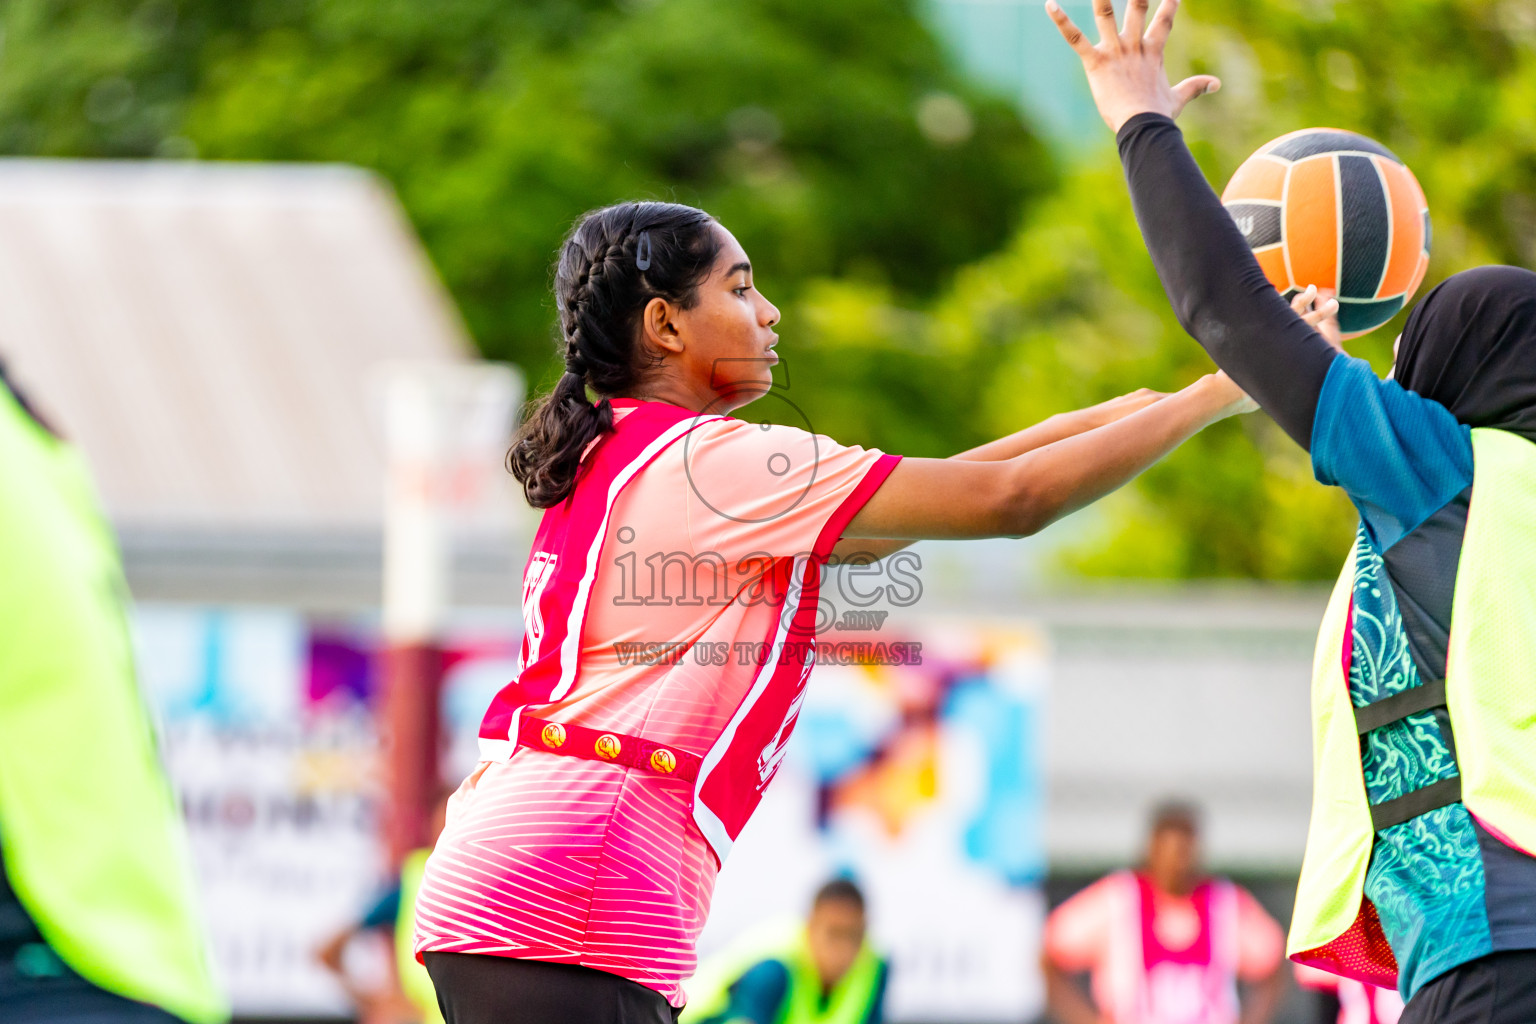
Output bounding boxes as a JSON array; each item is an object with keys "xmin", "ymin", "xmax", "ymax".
[{"xmin": 1044, "ymin": 0, "xmax": 1220, "ymax": 132}]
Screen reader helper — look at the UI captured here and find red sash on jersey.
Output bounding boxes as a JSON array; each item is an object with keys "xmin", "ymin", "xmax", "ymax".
[
  {"xmin": 477, "ymin": 397, "xmax": 897, "ymax": 864},
  {"xmin": 477, "ymin": 399, "xmax": 718, "ymax": 754},
  {"xmin": 1132, "ymin": 874, "xmax": 1241, "ymax": 1024}
]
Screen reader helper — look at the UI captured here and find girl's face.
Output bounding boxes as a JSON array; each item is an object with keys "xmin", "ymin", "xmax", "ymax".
[{"xmin": 655, "ymin": 224, "xmax": 781, "ymax": 413}]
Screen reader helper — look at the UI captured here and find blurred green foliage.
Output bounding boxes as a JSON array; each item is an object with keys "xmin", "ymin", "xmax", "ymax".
[
  {"xmin": 2, "ymin": 0, "xmax": 1531, "ymax": 580},
  {"xmin": 0, "ymin": 0, "xmax": 1051, "ymax": 375}
]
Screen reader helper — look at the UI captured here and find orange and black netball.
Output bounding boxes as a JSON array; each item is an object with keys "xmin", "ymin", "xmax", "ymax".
[{"xmin": 1222, "ymin": 128, "xmax": 1431, "ymax": 339}]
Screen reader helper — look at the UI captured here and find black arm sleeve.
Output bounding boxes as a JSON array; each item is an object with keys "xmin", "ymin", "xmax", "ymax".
[{"xmin": 1116, "ymin": 112, "xmax": 1341, "ymax": 450}]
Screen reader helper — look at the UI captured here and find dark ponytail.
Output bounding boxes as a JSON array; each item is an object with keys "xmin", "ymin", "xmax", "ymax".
[{"xmin": 508, "ymin": 201, "xmax": 722, "ymax": 508}]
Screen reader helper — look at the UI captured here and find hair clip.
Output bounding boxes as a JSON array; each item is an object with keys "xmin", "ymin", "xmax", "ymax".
[{"xmin": 636, "ymin": 231, "xmax": 652, "ymax": 272}]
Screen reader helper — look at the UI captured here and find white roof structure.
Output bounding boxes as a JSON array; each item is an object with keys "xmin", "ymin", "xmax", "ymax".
[
  {"xmin": 0, "ymin": 159, "xmax": 522, "ymax": 606},
  {"xmin": 0, "ymin": 158, "xmax": 474, "ymax": 526}
]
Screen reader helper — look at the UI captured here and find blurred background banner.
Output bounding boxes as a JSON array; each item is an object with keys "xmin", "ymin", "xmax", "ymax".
[
  {"xmin": 133, "ymin": 605, "xmax": 379, "ymax": 1018},
  {"xmin": 131, "ymin": 605, "xmax": 514, "ymax": 1017},
  {"xmin": 699, "ymin": 622, "xmax": 1049, "ymax": 1023}
]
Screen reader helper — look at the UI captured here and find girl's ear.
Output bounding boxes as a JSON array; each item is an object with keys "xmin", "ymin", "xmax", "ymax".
[{"xmin": 641, "ymin": 296, "xmax": 684, "ymax": 355}]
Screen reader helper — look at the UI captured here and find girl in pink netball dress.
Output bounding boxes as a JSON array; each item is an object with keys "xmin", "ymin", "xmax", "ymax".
[{"xmin": 412, "ymin": 201, "xmax": 1269, "ymax": 1024}]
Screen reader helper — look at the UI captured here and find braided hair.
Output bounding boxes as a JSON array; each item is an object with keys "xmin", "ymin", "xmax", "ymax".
[{"xmin": 508, "ymin": 201, "xmax": 722, "ymax": 508}]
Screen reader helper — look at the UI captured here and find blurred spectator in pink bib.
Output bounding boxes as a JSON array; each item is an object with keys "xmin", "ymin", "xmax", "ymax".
[{"xmin": 1042, "ymin": 802, "xmax": 1285, "ymax": 1024}]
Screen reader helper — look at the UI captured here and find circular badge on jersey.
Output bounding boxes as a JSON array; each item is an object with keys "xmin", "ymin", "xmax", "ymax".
[
  {"xmin": 595, "ymin": 734, "xmax": 622, "ymax": 761},
  {"xmin": 540, "ymin": 722, "xmax": 567, "ymax": 749},
  {"xmin": 683, "ymin": 386, "xmax": 819, "ymax": 525},
  {"xmin": 649, "ymin": 748, "xmax": 678, "ymax": 774}
]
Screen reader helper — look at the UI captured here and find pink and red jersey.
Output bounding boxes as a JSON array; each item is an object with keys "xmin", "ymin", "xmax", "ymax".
[
  {"xmin": 1044, "ymin": 870, "xmax": 1285, "ymax": 1024},
  {"xmin": 413, "ymin": 399, "xmax": 898, "ymax": 1005}
]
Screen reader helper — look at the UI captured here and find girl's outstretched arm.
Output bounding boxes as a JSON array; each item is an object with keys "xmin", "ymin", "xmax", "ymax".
[
  {"xmin": 842, "ymin": 371, "xmax": 1252, "ymax": 541},
  {"xmin": 830, "ymin": 388, "xmax": 1164, "ymax": 561},
  {"xmin": 833, "ymin": 292, "xmax": 1340, "ymax": 559},
  {"xmin": 955, "ymin": 387, "xmax": 1164, "ymax": 461}
]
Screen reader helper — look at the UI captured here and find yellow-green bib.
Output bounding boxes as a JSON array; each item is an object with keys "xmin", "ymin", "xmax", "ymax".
[
  {"xmin": 1289, "ymin": 427, "xmax": 1536, "ymax": 985},
  {"xmin": 0, "ymin": 385, "xmax": 226, "ymax": 1022},
  {"xmin": 680, "ymin": 918, "xmax": 883, "ymax": 1024},
  {"xmin": 780, "ymin": 937, "xmax": 882, "ymax": 1024}
]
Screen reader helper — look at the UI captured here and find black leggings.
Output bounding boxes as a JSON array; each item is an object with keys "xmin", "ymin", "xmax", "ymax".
[
  {"xmin": 1400, "ymin": 950, "xmax": 1536, "ymax": 1024},
  {"xmin": 424, "ymin": 952, "xmax": 680, "ymax": 1024}
]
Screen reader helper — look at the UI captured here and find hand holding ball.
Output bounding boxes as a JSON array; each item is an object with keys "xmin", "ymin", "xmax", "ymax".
[{"xmin": 1223, "ymin": 129, "xmax": 1430, "ymax": 339}]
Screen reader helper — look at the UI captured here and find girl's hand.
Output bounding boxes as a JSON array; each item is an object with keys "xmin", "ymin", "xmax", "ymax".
[
  {"xmin": 1290, "ymin": 285, "xmax": 1344, "ymax": 351},
  {"xmin": 1204, "ymin": 371, "xmax": 1258, "ymax": 417},
  {"xmin": 1104, "ymin": 386, "xmax": 1167, "ymax": 409},
  {"xmin": 1045, "ymin": 0, "xmax": 1220, "ymax": 133},
  {"xmin": 1088, "ymin": 387, "xmax": 1166, "ymax": 426}
]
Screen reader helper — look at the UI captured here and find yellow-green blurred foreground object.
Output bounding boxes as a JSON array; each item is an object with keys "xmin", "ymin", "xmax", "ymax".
[
  {"xmin": 396, "ymin": 849, "xmax": 445, "ymax": 1024},
  {"xmin": 0, "ymin": 381, "xmax": 226, "ymax": 1023}
]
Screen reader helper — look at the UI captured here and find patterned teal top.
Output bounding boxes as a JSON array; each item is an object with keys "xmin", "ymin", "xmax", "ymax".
[{"xmin": 1347, "ymin": 527, "xmax": 1492, "ymax": 998}]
